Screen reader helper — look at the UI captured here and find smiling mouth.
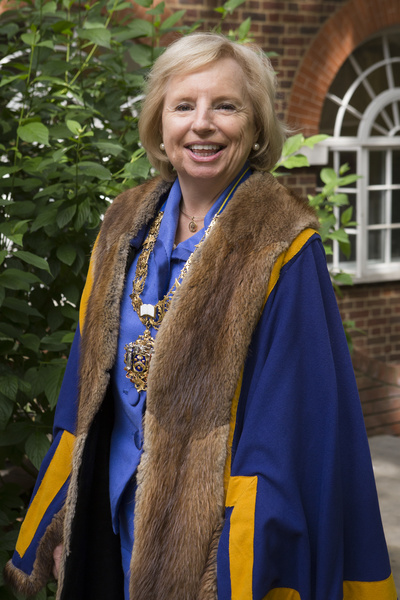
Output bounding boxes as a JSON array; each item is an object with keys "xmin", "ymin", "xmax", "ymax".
[{"xmin": 186, "ymin": 144, "xmax": 225, "ymax": 157}]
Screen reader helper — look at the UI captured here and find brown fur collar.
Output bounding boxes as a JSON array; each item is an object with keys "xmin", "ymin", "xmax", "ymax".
[{"xmin": 25, "ymin": 172, "xmax": 317, "ymax": 600}]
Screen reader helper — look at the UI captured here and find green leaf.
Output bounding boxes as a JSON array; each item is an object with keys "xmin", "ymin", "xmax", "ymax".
[
  {"xmin": 56, "ymin": 205, "xmax": 77, "ymax": 228},
  {"xmin": 66, "ymin": 119, "xmax": 82, "ymax": 135},
  {"xmin": 222, "ymin": 0, "xmax": 247, "ymax": 13},
  {"xmin": 21, "ymin": 31, "xmax": 40, "ymax": 45},
  {"xmin": 282, "ymin": 133, "xmax": 304, "ymax": 157},
  {"xmin": 14, "ymin": 250, "xmax": 51, "ymax": 272},
  {"xmin": 129, "ymin": 43, "xmax": 154, "ymax": 67},
  {"xmin": 17, "ymin": 122, "xmax": 50, "ymax": 146},
  {"xmin": 133, "ymin": 0, "xmax": 152, "ymax": 6},
  {"xmin": 56, "ymin": 244, "xmax": 76, "ymax": 265},
  {"xmin": 41, "ymin": 0, "xmax": 57, "ymax": 13},
  {"xmin": 0, "ymin": 73, "xmax": 29, "ymax": 87},
  {"xmin": 0, "ymin": 422, "xmax": 31, "ymax": 447},
  {"xmin": 30, "ymin": 207, "xmax": 58, "ymax": 232},
  {"xmin": 0, "ymin": 397, "xmax": 13, "ymax": 430},
  {"xmin": 160, "ymin": 10, "xmax": 186, "ymax": 31},
  {"xmin": 328, "ymin": 229, "xmax": 349, "ymax": 244},
  {"xmin": 338, "ymin": 173, "xmax": 361, "ymax": 187},
  {"xmin": 76, "ymin": 27, "xmax": 112, "ymax": 48},
  {"xmin": 0, "ymin": 269, "xmax": 42, "ymax": 291},
  {"xmin": 25, "ymin": 430, "xmax": 51, "ymax": 471},
  {"xmin": 1, "ymin": 297, "xmax": 43, "ymax": 318},
  {"xmin": 37, "ymin": 40, "xmax": 55, "ymax": 49},
  {"xmin": 44, "ymin": 365, "xmax": 65, "ymax": 408},
  {"xmin": 329, "ymin": 193, "xmax": 349, "ymax": 207},
  {"xmin": 20, "ymin": 333, "xmax": 41, "ymax": 353},
  {"xmin": 125, "ymin": 18, "xmax": 154, "ymax": 38},
  {"xmin": 94, "ymin": 140, "xmax": 124, "ymax": 156},
  {"xmin": 341, "ymin": 206, "xmax": 354, "ymax": 226},
  {"xmin": 302, "ymin": 134, "xmax": 330, "ymax": 148},
  {"xmin": 280, "ymin": 155, "xmax": 309, "ymax": 169},
  {"xmin": 111, "ymin": 1, "xmax": 133, "ymax": 10},
  {"xmin": 237, "ymin": 17, "xmax": 251, "ymax": 39},
  {"xmin": 61, "ymin": 332, "xmax": 75, "ymax": 343},
  {"xmin": 146, "ymin": 1, "xmax": 165, "ymax": 15},
  {"xmin": 320, "ymin": 167, "xmax": 337, "ymax": 185},
  {"xmin": 0, "ymin": 529, "xmax": 18, "ymax": 552},
  {"xmin": 333, "ymin": 272, "xmax": 354, "ymax": 286},
  {"xmin": 78, "ymin": 161, "xmax": 112, "ymax": 180},
  {"xmin": 0, "ymin": 375, "xmax": 18, "ymax": 401}
]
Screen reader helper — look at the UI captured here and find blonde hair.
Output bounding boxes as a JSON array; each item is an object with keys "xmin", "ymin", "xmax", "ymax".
[{"xmin": 139, "ymin": 32, "xmax": 286, "ymax": 181}]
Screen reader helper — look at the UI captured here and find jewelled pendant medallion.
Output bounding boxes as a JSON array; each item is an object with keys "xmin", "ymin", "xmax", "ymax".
[{"xmin": 124, "ymin": 328, "xmax": 155, "ymax": 392}]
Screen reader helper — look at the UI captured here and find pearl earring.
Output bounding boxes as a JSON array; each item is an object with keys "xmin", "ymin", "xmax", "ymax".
[
  {"xmin": 253, "ymin": 142, "xmax": 260, "ymax": 151},
  {"xmin": 160, "ymin": 142, "xmax": 165, "ymax": 151}
]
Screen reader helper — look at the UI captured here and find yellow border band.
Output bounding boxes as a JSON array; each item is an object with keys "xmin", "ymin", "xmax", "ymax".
[
  {"xmin": 79, "ymin": 236, "xmax": 99, "ymax": 331},
  {"xmin": 262, "ymin": 589, "xmax": 301, "ymax": 600},
  {"xmin": 16, "ymin": 430, "xmax": 75, "ymax": 558},
  {"xmin": 343, "ymin": 574, "xmax": 397, "ymax": 599},
  {"xmin": 226, "ymin": 475, "xmax": 258, "ymax": 600},
  {"xmin": 265, "ymin": 228, "xmax": 318, "ymax": 303}
]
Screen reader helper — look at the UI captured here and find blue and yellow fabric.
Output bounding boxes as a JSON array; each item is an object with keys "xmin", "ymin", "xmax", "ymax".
[
  {"xmin": 217, "ymin": 231, "xmax": 397, "ymax": 599},
  {"xmin": 10, "ymin": 248, "xmax": 97, "ymax": 574}
]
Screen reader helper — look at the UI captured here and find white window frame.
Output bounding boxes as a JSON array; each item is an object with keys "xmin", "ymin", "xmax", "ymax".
[{"xmin": 307, "ymin": 33, "xmax": 400, "ymax": 283}]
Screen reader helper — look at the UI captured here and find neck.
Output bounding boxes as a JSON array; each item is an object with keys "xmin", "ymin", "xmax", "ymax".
[{"xmin": 178, "ymin": 177, "xmax": 227, "ymax": 217}]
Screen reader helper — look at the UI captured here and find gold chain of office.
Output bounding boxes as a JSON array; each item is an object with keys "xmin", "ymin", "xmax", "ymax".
[{"xmin": 124, "ymin": 209, "xmax": 219, "ymax": 391}]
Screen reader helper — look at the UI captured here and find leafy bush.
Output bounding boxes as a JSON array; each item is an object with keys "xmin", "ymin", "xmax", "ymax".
[
  {"xmin": 0, "ymin": 0, "xmax": 193, "ymax": 595},
  {"xmin": 272, "ymin": 132, "xmax": 358, "ymax": 288}
]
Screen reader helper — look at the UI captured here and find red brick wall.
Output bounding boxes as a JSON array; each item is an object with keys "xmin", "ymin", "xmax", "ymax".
[
  {"xmin": 287, "ymin": 0, "xmax": 400, "ymax": 133},
  {"xmin": 337, "ymin": 282, "xmax": 400, "ymax": 364},
  {"xmin": 353, "ymin": 351, "xmax": 400, "ymax": 436}
]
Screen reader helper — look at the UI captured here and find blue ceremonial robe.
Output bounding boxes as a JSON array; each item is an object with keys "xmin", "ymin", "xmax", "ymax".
[{"xmin": 8, "ymin": 170, "xmax": 397, "ymax": 600}]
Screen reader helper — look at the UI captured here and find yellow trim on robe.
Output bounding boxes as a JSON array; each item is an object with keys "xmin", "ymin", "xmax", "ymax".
[
  {"xmin": 262, "ymin": 589, "xmax": 301, "ymax": 600},
  {"xmin": 343, "ymin": 574, "xmax": 397, "ymax": 599},
  {"xmin": 223, "ymin": 229, "xmax": 320, "ymax": 600},
  {"xmin": 266, "ymin": 228, "xmax": 318, "ymax": 302},
  {"xmin": 79, "ymin": 236, "xmax": 99, "ymax": 331},
  {"xmin": 224, "ymin": 369, "xmax": 244, "ymax": 496},
  {"xmin": 16, "ymin": 430, "xmax": 75, "ymax": 558},
  {"xmin": 224, "ymin": 228, "xmax": 319, "ymax": 496},
  {"xmin": 225, "ymin": 475, "xmax": 258, "ymax": 600}
]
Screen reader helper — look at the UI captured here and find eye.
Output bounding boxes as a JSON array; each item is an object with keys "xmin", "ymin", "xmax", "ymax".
[
  {"xmin": 175, "ymin": 103, "xmax": 193, "ymax": 112},
  {"xmin": 216, "ymin": 103, "xmax": 236, "ymax": 112}
]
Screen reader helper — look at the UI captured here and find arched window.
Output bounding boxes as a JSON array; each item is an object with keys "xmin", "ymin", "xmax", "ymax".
[{"xmin": 319, "ymin": 30, "xmax": 400, "ymax": 282}]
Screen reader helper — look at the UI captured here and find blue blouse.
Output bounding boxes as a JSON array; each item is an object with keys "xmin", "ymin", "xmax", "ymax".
[{"xmin": 109, "ymin": 165, "xmax": 251, "ymax": 536}]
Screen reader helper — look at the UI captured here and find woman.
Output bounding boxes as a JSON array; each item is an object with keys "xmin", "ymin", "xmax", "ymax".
[{"xmin": 5, "ymin": 33, "xmax": 397, "ymax": 600}]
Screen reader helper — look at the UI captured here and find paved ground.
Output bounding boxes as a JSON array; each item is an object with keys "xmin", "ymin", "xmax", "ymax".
[{"xmin": 369, "ymin": 435, "xmax": 400, "ymax": 593}]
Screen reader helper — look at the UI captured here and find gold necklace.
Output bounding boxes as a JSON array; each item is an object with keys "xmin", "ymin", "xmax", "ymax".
[
  {"xmin": 124, "ymin": 210, "xmax": 218, "ymax": 392},
  {"xmin": 179, "ymin": 207, "xmax": 206, "ymax": 233}
]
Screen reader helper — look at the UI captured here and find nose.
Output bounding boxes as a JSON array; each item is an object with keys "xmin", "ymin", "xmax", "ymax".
[{"xmin": 191, "ymin": 106, "xmax": 215, "ymax": 134}]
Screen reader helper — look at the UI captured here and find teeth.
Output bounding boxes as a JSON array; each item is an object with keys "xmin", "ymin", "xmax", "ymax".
[{"xmin": 189, "ymin": 144, "xmax": 221, "ymax": 151}]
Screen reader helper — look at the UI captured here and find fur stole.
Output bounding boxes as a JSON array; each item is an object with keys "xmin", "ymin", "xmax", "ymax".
[{"xmin": 63, "ymin": 171, "xmax": 319, "ymax": 599}]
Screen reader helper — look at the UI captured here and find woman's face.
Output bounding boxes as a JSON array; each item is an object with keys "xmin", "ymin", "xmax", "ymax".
[{"xmin": 161, "ymin": 58, "xmax": 258, "ymax": 194}]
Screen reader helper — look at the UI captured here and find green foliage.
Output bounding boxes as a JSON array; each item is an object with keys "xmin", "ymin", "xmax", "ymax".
[
  {"xmin": 271, "ymin": 132, "xmax": 359, "ymax": 289},
  {"xmin": 0, "ymin": 0, "xmax": 191, "ymax": 596}
]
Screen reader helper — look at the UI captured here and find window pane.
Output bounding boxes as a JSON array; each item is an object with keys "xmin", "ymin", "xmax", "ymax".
[
  {"xmin": 393, "ymin": 150, "xmax": 400, "ymax": 185},
  {"xmin": 341, "ymin": 110, "xmax": 360, "ymax": 137},
  {"xmin": 391, "ymin": 229, "xmax": 400, "ymax": 261},
  {"xmin": 369, "ymin": 151, "xmax": 385, "ymax": 185},
  {"xmin": 392, "ymin": 190, "xmax": 400, "ymax": 224},
  {"xmin": 368, "ymin": 230, "xmax": 385, "ymax": 262},
  {"xmin": 369, "ymin": 190, "xmax": 386, "ymax": 224}
]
